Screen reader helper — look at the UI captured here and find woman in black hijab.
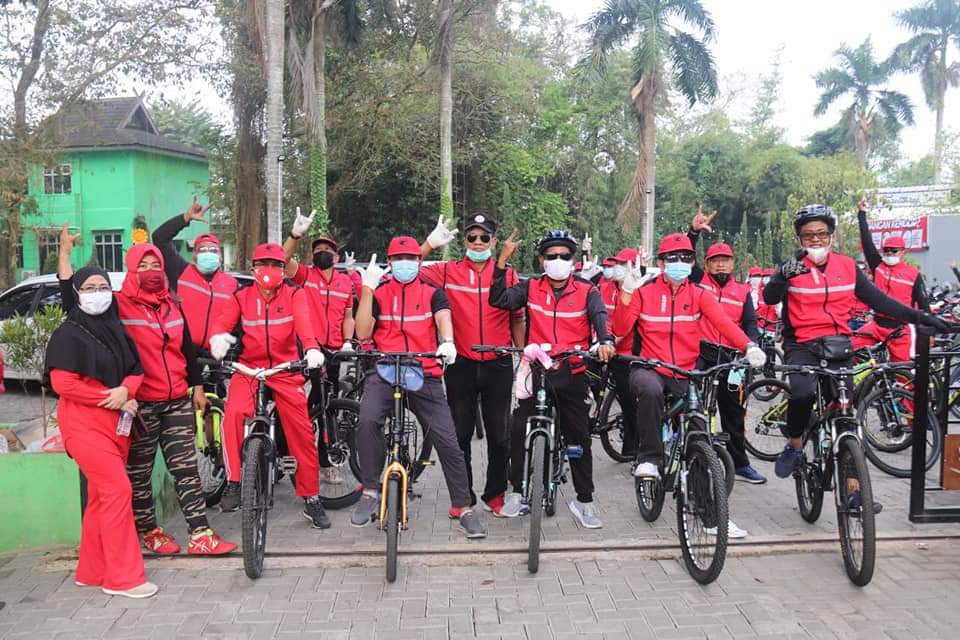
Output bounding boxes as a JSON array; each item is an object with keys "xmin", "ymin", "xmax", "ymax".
[{"xmin": 44, "ymin": 265, "xmax": 158, "ymax": 599}]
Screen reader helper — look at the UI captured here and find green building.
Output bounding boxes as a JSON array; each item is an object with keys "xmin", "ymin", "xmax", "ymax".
[{"xmin": 19, "ymin": 96, "xmax": 209, "ymax": 279}]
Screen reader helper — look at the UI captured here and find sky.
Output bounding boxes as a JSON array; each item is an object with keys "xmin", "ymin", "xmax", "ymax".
[{"xmin": 545, "ymin": 0, "xmax": 960, "ymax": 165}]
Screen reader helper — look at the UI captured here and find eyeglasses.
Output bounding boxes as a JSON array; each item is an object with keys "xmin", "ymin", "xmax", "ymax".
[
  {"xmin": 196, "ymin": 246, "xmax": 220, "ymax": 254},
  {"xmin": 543, "ymin": 253, "xmax": 573, "ymax": 261},
  {"xmin": 78, "ymin": 286, "xmax": 111, "ymax": 293},
  {"xmin": 661, "ymin": 253, "xmax": 695, "ymax": 264},
  {"xmin": 882, "ymin": 248, "xmax": 901, "ymax": 255},
  {"xmin": 799, "ymin": 231, "xmax": 832, "ymax": 242},
  {"xmin": 466, "ymin": 233, "xmax": 491, "ymax": 243}
]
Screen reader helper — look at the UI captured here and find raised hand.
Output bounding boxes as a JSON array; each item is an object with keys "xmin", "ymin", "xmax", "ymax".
[
  {"xmin": 582, "ymin": 233, "xmax": 593, "ymax": 253},
  {"xmin": 691, "ymin": 204, "xmax": 718, "ymax": 233},
  {"xmin": 344, "ymin": 251, "xmax": 357, "ymax": 273},
  {"xmin": 291, "ymin": 207, "xmax": 316, "ymax": 238},
  {"xmin": 426, "ymin": 215, "xmax": 458, "ymax": 250},
  {"xmin": 359, "ymin": 254, "xmax": 390, "ymax": 290},
  {"xmin": 184, "ymin": 195, "xmax": 212, "ymax": 224},
  {"xmin": 857, "ymin": 195, "xmax": 869, "ymax": 213},
  {"xmin": 497, "ymin": 229, "xmax": 522, "ymax": 267},
  {"xmin": 59, "ymin": 221, "xmax": 80, "ymax": 248}
]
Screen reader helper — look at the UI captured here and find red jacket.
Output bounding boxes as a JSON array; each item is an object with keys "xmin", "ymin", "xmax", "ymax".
[
  {"xmin": 525, "ymin": 275, "xmax": 592, "ymax": 354},
  {"xmin": 785, "ymin": 253, "xmax": 857, "ymax": 343},
  {"xmin": 754, "ymin": 284, "xmax": 780, "ymax": 331},
  {"xmin": 697, "ymin": 276, "xmax": 751, "ymax": 348},
  {"xmin": 419, "ymin": 259, "xmax": 521, "ymax": 360},
  {"xmin": 872, "ymin": 261, "xmax": 919, "ymax": 319},
  {"xmin": 211, "ymin": 283, "xmax": 318, "ymax": 369},
  {"xmin": 177, "ymin": 264, "xmax": 238, "ymax": 350},
  {"xmin": 372, "ymin": 278, "xmax": 443, "ymax": 377},
  {"xmin": 292, "ymin": 263, "xmax": 354, "ymax": 349},
  {"xmin": 51, "ymin": 369, "xmax": 143, "ymax": 443},
  {"xmin": 612, "ymin": 275, "xmax": 750, "ymax": 376}
]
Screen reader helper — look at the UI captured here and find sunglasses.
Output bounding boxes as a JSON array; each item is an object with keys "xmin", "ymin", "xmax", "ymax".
[
  {"xmin": 799, "ymin": 231, "xmax": 831, "ymax": 242},
  {"xmin": 543, "ymin": 253, "xmax": 573, "ymax": 261},
  {"xmin": 882, "ymin": 248, "xmax": 901, "ymax": 255},
  {"xmin": 661, "ymin": 253, "xmax": 695, "ymax": 264},
  {"xmin": 466, "ymin": 233, "xmax": 491, "ymax": 243}
]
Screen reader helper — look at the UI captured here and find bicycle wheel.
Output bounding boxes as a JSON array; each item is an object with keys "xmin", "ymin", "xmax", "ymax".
[
  {"xmin": 241, "ymin": 438, "xmax": 269, "ymax": 580},
  {"xmin": 635, "ymin": 474, "xmax": 665, "ymax": 522},
  {"xmin": 949, "ymin": 365, "xmax": 960, "ymax": 421},
  {"xmin": 743, "ymin": 378, "xmax": 791, "ymax": 461},
  {"xmin": 196, "ymin": 396, "xmax": 226, "ymax": 507},
  {"xmin": 385, "ymin": 476, "xmax": 401, "ymax": 583},
  {"xmin": 795, "ymin": 431, "xmax": 824, "ymax": 524},
  {"xmin": 677, "ymin": 439, "xmax": 728, "ymax": 585},
  {"xmin": 714, "ymin": 443, "xmax": 735, "ymax": 498},
  {"xmin": 598, "ymin": 388, "xmax": 631, "ymax": 462},
  {"xmin": 836, "ymin": 437, "xmax": 876, "ymax": 586},
  {"xmin": 314, "ymin": 399, "xmax": 364, "ymax": 509},
  {"xmin": 527, "ymin": 435, "xmax": 547, "ymax": 574},
  {"xmin": 858, "ymin": 387, "xmax": 941, "ymax": 478}
]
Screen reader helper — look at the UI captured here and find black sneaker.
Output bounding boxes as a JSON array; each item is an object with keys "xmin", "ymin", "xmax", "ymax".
[
  {"xmin": 459, "ymin": 510, "xmax": 488, "ymax": 539},
  {"xmin": 303, "ymin": 497, "xmax": 331, "ymax": 529},
  {"xmin": 220, "ymin": 482, "xmax": 240, "ymax": 512}
]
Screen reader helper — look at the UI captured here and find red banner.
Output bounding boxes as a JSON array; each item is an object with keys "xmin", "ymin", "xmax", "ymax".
[{"xmin": 867, "ymin": 216, "xmax": 928, "ymax": 252}]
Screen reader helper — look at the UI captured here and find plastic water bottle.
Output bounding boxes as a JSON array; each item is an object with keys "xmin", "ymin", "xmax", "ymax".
[
  {"xmin": 661, "ymin": 422, "xmax": 671, "ymax": 443},
  {"xmin": 565, "ymin": 445, "xmax": 583, "ymax": 459},
  {"xmin": 116, "ymin": 411, "xmax": 134, "ymax": 437}
]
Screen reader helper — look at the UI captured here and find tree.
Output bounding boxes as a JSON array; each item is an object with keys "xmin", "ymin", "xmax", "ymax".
[
  {"xmin": 889, "ymin": 0, "xmax": 960, "ymax": 183},
  {"xmin": 814, "ymin": 37, "xmax": 915, "ymax": 167},
  {"xmin": 580, "ymin": 0, "xmax": 718, "ymax": 254},
  {"xmin": 264, "ymin": 0, "xmax": 285, "ymax": 242},
  {"xmin": 436, "ymin": 0, "xmax": 455, "ymax": 223}
]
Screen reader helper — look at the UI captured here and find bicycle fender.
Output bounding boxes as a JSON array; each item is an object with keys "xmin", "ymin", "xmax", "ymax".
[
  {"xmin": 241, "ymin": 432, "xmax": 274, "ymax": 462},
  {"xmin": 379, "ymin": 462, "xmax": 410, "ymax": 528}
]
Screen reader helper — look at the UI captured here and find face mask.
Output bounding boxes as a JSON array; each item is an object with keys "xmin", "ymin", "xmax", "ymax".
[
  {"xmin": 313, "ymin": 251, "xmax": 335, "ymax": 269},
  {"xmin": 196, "ymin": 252, "xmax": 221, "ymax": 274},
  {"xmin": 882, "ymin": 255, "xmax": 901, "ymax": 266},
  {"xmin": 392, "ymin": 260, "xmax": 420, "ymax": 283},
  {"xmin": 254, "ymin": 265, "xmax": 284, "ymax": 289},
  {"xmin": 712, "ymin": 272, "xmax": 731, "ymax": 286},
  {"xmin": 762, "ymin": 277, "xmax": 770, "ymax": 285},
  {"xmin": 664, "ymin": 262, "xmax": 692, "ymax": 283},
  {"xmin": 465, "ymin": 248, "xmax": 492, "ymax": 263},
  {"xmin": 749, "ymin": 276, "xmax": 761, "ymax": 287},
  {"xmin": 612, "ymin": 265, "xmax": 627, "ymax": 282},
  {"xmin": 78, "ymin": 290, "xmax": 113, "ymax": 316},
  {"xmin": 138, "ymin": 269, "xmax": 165, "ymax": 293},
  {"xmin": 806, "ymin": 245, "xmax": 830, "ymax": 265},
  {"xmin": 544, "ymin": 258, "xmax": 573, "ymax": 281},
  {"xmin": 602, "ymin": 267, "xmax": 615, "ymax": 280}
]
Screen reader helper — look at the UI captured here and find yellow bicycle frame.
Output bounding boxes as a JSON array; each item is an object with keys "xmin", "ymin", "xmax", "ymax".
[{"xmin": 378, "ymin": 456, "xmax": 410, "ymax": 529}]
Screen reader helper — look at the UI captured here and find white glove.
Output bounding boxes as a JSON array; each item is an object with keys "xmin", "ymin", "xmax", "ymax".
[
  {"xmin": 580, "ymin": 259, "xmax": 602, "ymax": 280},
  {"xmin": 340, "ymin": 341, "xmax": 354, "ymax": 352},
  {"xmin": 436, "ymin": 341, "xmax": 457, "ymax": 366},
  {"xmin": 359, "ymin": 254, "xmax": 390, "ymax": 290},
  {"xmin": 209, "ymin": 333, "xmax": 237, "ymax": 360},
  {"xmin": 582, "ymin": 233, "xmax": 593, "ymax": 253},
  {"xmin": 305, "ymin": 348, "xmax": 325, "ymax": 370},
  {"xmin": 290, "ymin": 207, "xmax": 316, "ymax": 238},
  {"xmin": 426, "ymin": 215, "xmax": 458, "ymax": 250},
  {"xmin": 620, "ymin": 258, "xmax": 645, "ymax": 294},
  {"xmin": 344, "ymin": 251, "xmax": 356, "ymax": 273},
  {"xmin": 745, "ymin": 345, "xmax": 767, "ymax": 368}
]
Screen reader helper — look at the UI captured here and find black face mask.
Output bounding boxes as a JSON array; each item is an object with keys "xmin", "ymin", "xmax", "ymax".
[
  {"xmin": 313, "ymin": 251, "xmax": 335, "ymax": 269},
  {"xmin": 712, "ymin": 272, "xmax": 731, "ymax": 286}
]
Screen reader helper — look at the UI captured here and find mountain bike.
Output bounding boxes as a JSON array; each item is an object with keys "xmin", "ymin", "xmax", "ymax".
[
  {"xmin": 194, "ymin": 361, "xmax": 227, "ymax": 507},
  {"xmin": 585, "ymin": 362, "xmax": 629, "ymax": 462}
]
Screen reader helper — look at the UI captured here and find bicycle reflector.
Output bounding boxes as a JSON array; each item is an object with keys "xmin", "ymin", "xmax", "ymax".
[{"xmin": 376, "ymin": 361, "xmax": 425, "ymax": 392}]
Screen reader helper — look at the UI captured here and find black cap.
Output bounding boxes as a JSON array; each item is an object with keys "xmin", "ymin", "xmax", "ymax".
[{"xmin": 464, "ymin": 212, "xmax": 497, "ymax": 234}]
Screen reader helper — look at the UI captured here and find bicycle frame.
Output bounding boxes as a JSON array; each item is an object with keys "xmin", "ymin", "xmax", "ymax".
[
  {"xmin": 378, "ymin": 358, "xmax": 413, "ymax": 530},
  {"xmin": 520, "ymin": 383, "xmax": 560, "ymax": 504}
]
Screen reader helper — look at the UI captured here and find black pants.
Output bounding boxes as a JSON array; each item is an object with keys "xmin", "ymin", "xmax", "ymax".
[
  {"xmin": 444, "ymin": 356, "xmax": 512, "ymax": 504},
  {"xmin": 630, "ymin": 368, "xmax": 689, "ymax": 465},
  {"xmin": 696, "ymin": 357, "xmax": 750, "ymax": 468},
  {"xmin": 783, "ymin": 342, "xmax": 852, "ymax": 439},
  {"xmin": 309, "ymin": 361, "xmax": 340, "ymax": 468},
  {"xmin": 510, "ymin": 365, "xmax": 594, "ymax": 502},
  {"xmin": 608, "ymin": 359, "xmax": 639, "ymax": 457}
]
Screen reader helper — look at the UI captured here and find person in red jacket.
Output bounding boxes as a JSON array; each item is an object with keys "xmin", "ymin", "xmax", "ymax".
[
  {"xmin": 58, "ymin": 236, "xmax": 236, "ymax": 557},
  {"xmin": 207, "ymin": 243, "xmax": 330, "ymax": 528},
  {"xmin": 611, "ymin": 233, "xmax": 766, "ymax": 481},
  {"xmin": 417, "ymin": 213, "xmax": 525, "ymax": 517},
  {"xmin": 44, "ymin": 265, "xmax": 157, "ymax": 599},
  {"xmin": 349, "ymin": 236, "xmax": 488, "ymax": 539}
]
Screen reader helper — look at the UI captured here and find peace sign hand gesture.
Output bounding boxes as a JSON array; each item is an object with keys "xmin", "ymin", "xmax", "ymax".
[
  {"xmin": 183, "ymin": 195, "xmax": 212, "ymax": 224},
  {"xmin": 497, "ymin": 229, "xmax": 522, "ymax": 268}
]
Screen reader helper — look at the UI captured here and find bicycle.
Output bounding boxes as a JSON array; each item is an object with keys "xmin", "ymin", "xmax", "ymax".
[
  {"xmin": 617, "ymin": 355, "xmax": 740, "ymax": 585},
  {"xmin": 194, "ymin": 360, "xmax": 228, "ymax": 507},
  {"xmin": 585, "ymin": 361, "xmax": 629, "ymax": 462}
]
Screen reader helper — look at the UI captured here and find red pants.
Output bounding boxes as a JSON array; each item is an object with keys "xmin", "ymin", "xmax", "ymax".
[
  {"xmin": 222, "ymin": 372, "xmax": 319, "ymax": 496},
  {"xmin": 61, "ymin": 412, "xmax": 146, "ymax": 591},
  {"xmin": 853, "ymin": 321, "xmax": 916, "ymax": 363}
]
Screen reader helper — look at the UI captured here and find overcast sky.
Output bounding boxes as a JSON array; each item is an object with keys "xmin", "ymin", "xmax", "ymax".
[{"xmin": 546, "ymin": 0, "xmax": 960, "ymax": 165}]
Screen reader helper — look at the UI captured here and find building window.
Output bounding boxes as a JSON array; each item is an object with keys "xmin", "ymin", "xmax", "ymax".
[
  {"xmin": 37, "ymin": 230, "xmax": 60, "ymax": 274},
  {"xmin": 93, "ymin": 231, "xmax": 123, "ymax": 271},
  {"xmin": 43, "ymin": 164, "xmax": 71, "ymax": 194}
]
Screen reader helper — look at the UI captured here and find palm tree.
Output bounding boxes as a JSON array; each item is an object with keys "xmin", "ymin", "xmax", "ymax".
[
  {"xmin": 814, "ymin": 37, "xmax": 915, "ymax": 168},
  {"xmin": 581, "ymin": 0, "xmax": 718, "ymax": 252},
  {"xmin": 889, "ymin": 0, "xmax": 960, "ymax": 183},
  {"xmin": 263, "ymin": 0, "xmax": 285, "ymax": 242}
]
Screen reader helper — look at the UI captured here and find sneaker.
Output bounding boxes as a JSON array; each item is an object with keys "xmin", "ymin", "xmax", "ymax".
[
  {"xmin": 500, "ymin": 492, "xmax": 527, "ymax": 518},
  {"xmin": 303, "ymin": 497, "xmax": 332, "ymax": 529},
  {"xmin": 102, "ymin": 582, "xmax": 159, "ymax": 599},
  {"xmin": 705, "ymin": 520, "xmax": 748, "ymax": 539},
  {"xmin": 568, "ymin": 500, "xmax": 603, "ymax": 529},
  {"xmin": 220, "ymin": 481, "xmax": 241, "ymax": 512},
  {"xmin": 774, "ymin": 444, "xmax": 803, "ymax": 478},
  {"xmin": 846, "ymin": 491, "xmax": 884, "ymax": 516},
  {"xmin": 321, "ymin": 466, "xmax": 344, "ymax": 485},
  {"xmin": 187, "ymin": 528, "xmax": 238, "ymax": 555},
  {"xmin": 448, "ymin": 506, "xmax": 463, "ymax": 519},
  {"xmin": 735, "ymin": 465, "xmax": 767, "ymax": 484},
  {"xmin": 458, "ymin": 510, "xmax": 488, "ymax": 539},
  {"xmin": 142, "ymin": 528, "xmax": 180, "ymax": 555},
  {"xmin": 350, "ymin": 492, "xmax": 379, "ymax": 527},
  {"xmin": 632, "ymin": 462, "xmax": 660, "ymax": 479},
  {"xmin": 483, "ymin": 494, "xmax": 505, "ymax": 517}
]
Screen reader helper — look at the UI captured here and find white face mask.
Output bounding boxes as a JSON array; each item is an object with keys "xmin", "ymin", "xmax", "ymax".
[
  {"xmin": 612, "ymin": 265, "xmax": 627, "ymax": 282},
  {"xmin": 749, "ymin": 276, "xmax": 761, "ymax": 287},
  {"xmin": 806, "ymin": 245, "xmax": 830, "ymax": 265},
  {"xmin": 78, "ymin": 290, "xmax": 113, "ymax": 316},
  {"xmin": 544, "ymin": 258, "xmax": 573, "ymax": 281},
  {"xmin": 882, "ymin": 255, "xmax": 901, "ymax": 266}
]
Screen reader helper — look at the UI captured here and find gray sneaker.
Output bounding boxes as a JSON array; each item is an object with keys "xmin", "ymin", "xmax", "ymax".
[
  {"xmin": 568, "ymin": 500, "xmax": 603, "ymax": 529},
  {"xmin": 458, "ymin": 510, "xmax": 488, "ymax": 539},
  {"xmin": 500, "ymin": 492, "xmax": 527, "ymax": 518},
  {"xmin": 350, "ymin": 493, "xmax": 379, "ymax": 528}
]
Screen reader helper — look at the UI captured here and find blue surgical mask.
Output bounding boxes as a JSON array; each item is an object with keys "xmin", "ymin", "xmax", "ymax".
[
  {"xmin": 466, "ymin": 248, "xmax": 491, "ymax": 262},
  {"xmin": 602, "ymin": 267, "xmax": 615, "ymax": 280},
  {"xmin": 196, "ymin": 252, "xmax": 221, "ymax": 274},
  {"xmin": 392, "ymin": 259, "xmax": 420, "ymax": 283},
  {"xmin": 664, "ymin": 262, "xmax": 692, "ymax": 283}
]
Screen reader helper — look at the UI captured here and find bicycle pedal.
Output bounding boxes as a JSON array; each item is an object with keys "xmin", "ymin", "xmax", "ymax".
[
  {"xmin": 565, "ymin": 445, "xmax": 584, "ymax": 459},
  {"xmin": 421, "ymin": 459, "xmax": 435, "ymax": 466},
  {"xmin": 278, "ymin": 456, "xmax": 298, "ymax": 475},
  {"xmin": 712, "ymin": 433, "xmax": 730, "ymax": 443}
]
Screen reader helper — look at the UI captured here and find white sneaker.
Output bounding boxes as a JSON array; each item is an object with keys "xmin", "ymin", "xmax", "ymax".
[
  {"xmin": 633, "ymin": 462, "xmax": 660, "ymax": 479},
  {"xmin": 705, "ymin": 519, "xmax": 748, "ymax": 539},
  {"xmin": 321, "ymin": 466, "xmax": 344, "ymax": 485},
  {"xmin": 500, "ymin": 492, "xmax": 526, "ymax": 518},
  {"xmin": 569, "ymin": 500, "xmax": 603, "ymax": 529},
  {"xmin": 102, "ymin": 582, "xmax": 159, "ymax": 599}
]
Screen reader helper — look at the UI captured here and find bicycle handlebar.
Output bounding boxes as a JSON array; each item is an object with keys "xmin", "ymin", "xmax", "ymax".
[
  {"xmin": 198, "ymin": 358, "xmax": 307, "ymax": 379},
  {"xmin": 346, "ymin": 350, "xmax": 440, "ymax": 360},
  {"xmin": 471, "ymin": 344, "xmax": 596, "ymax": 360},
  {"xmin": 615, "ymin": 354, "xmax": 750, "ymax": 378}
]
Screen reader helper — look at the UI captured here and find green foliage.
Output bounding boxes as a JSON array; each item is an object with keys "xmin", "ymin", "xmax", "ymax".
[
  {"xmin": 310, "ymin": 145, "xmax": 329, "ymax": 236},
  {"xmin": 0, "ymin": 306, "xmax": 65, "ymax": 381}
]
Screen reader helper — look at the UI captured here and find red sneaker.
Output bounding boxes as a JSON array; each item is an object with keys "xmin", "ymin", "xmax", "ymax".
[
  {"xmin": 448, "ymin": 507, "xmax": 463, "ymax": 519},
  {"xmin": 142, "ymin": 528, "xmax": 180, "ymax": 555},
  {"xmin": 483, "ymin": 494, "xmax": 505, "ymax": 517},
  {"xmin": 187, "ymin": 528, "xmax": 237, "ymax": 555}
]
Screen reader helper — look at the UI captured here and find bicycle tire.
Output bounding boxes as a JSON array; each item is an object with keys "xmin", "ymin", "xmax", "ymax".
[
  {"xmin": 385, "ymin": 476, "xmax": 401, "ymax": 583},
  {"xmin": 743, "ymin": 378, "xmax": 791, "ymax": 461},
  {"xmin": 241, "ymin": 438, "xmax": 269, "ymax": 580},
  {"xmin": 714, "ymin": 443, "xmax": 735, "ymax": 498},
  {"xmin": 196, "ymin": 396, "xmax": 226, "ymax": 507},
  {"xmin": 635, "ymin": 474, "xmax": 665, "ymax": 523},
  {"xmin": 796, "ymin": 432, "xmax": 824, "ymax": 524},
  {"xmin": 836, "ymin": 437, "xmax": 876, "ymax": 586},
  {"xmin": 598, "ymin": 388, "xmax": 631, "ymax": 462},
  {"xmin": 527, "ymin": 435, "xmax": 546, "ymax": 574},
  {"xmin": 677, "ymin": 439, "xmax": 728, "ymax": 585},
  {"xmin": 858, "ymin": 387, "xmax": 941, "ymax": 478},
  {"xmin": 312, "ymin": 398, "xmax": 363, "ymax": 510},
  {"xmin": 757, "ymin": 347, "xmax": 784, "ymax": 393},
  {"xmin": 949, "ymin": 365, "xmax": 960, "ymax": 421}
]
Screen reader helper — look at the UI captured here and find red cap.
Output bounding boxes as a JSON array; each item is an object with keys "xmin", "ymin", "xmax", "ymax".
[
  {"xmin": 387, "ymin": 236, "xmax": 420, "ymax": 257},
  {"xmin": 656, "ymin": 233, "xmax": 693, "ymax": 256},
  {"xmin": 614, "ymin": 248, "xmax": 639, "ymax": 263},
  {"xmin": 193, "ymin": 233, "xmax": 220, "ymax": 249},
  {"xmin": 252, "ymin": 242, "xmax": 286, "ymax": 263},
  {"xmin": 601, "ymin": 257, "xmax": 618, "ymax": 267},
  {"xmin": 762, "ymin": 267, "xmax": 775, "ymax": 276},
  {"xmin": 705, "ymin": 243, "xmax": 734, "ymax": 260},
  {"xmin": 311, "ymin": 236, "xmax": 339, "ymax": 251},
  {"xmin": 748, "ymin": 266, "xmax": 762, "ymax": 277},
  {"xmin": 882, "ymin": 235, "xmax": 906, "ymax": 250}
]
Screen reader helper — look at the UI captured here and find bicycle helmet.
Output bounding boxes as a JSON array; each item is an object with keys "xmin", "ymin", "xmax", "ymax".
[
  {"xmin": 536, "ymin": 230, "xmax": 578, "ymax": 254},
  {"xmin": 793, "ymin": 204, "xmax": 836, "ymax": 234}
]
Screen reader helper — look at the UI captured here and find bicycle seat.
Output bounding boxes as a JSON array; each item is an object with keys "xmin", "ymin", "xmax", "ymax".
[{"xmin": 377, "ymin": 360, "xmax": 425, "ymax": 392}]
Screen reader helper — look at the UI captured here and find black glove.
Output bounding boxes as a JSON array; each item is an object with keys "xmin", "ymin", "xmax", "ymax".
[
  {"xmin": 916, "ymin": 311, "xmax": 952, "ymax": 333},
  {"xmin": 779, "ymin": 250, "xmax": 811, "ymax": 280}
]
